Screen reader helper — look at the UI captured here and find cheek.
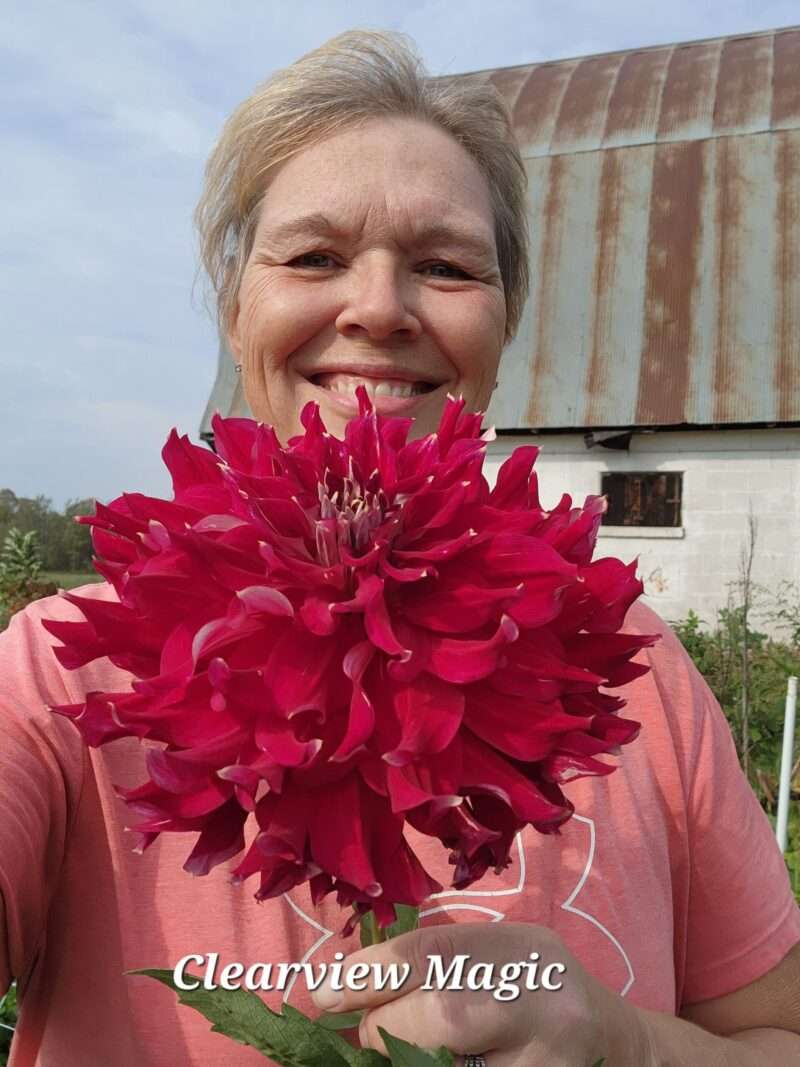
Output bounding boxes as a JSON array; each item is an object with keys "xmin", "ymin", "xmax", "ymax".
[
  {"xmin": 238, "ymin": 275, "xmax": 334, "ymax": 367},
  {"xmin": 423, "ymin": 292, "xmax": 505, "ymax": 381}
]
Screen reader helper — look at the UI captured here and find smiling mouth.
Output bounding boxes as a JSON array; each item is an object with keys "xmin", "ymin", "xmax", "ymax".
[{"xmin": 309, "ymin": 372, "xmax": 437, "ymax": 398}]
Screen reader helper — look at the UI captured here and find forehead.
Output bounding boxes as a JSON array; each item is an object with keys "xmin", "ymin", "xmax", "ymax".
[{"xmin": 255, "ymin": 117, "xmax": 496, "ymax": 243}]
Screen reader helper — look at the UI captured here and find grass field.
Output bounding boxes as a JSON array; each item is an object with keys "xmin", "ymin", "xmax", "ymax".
[{"xmin": 43, "ymin": 571, "xmax": 104, "ymax": 590}]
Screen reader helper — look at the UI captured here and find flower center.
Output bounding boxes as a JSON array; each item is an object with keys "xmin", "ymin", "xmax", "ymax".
[{"xmin": 315, "ymin": 475, "xmax": 391, "ymax": 566}]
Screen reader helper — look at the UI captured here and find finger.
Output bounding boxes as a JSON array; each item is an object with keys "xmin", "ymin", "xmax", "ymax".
[
  {"xmin": 311, "ymin": 923, "xmax": 464, "ymax": 1013},
  {"xmin": 311, "ymin": 920, "xmax": 559, "ymax": 1016},
  {"xmin": 356, "ymin": 978, "xmax": 528, "ymax": 1057}
]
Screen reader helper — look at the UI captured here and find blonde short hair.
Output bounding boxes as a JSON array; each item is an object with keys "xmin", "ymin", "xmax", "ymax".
[{"xmin": 195, "ymin": 30, "xmax": 529, "ymax": 343}]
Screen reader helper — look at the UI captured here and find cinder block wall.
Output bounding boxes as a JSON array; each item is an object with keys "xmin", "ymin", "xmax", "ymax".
[{"xmin": 484, "ymin": 429, "xmax": 799, "ymax": 631}]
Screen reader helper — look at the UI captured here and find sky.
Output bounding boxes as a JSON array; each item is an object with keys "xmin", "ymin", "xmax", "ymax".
[{"xmin": 2, "ymin": 0, "xmax": 798, "ymax": 512}]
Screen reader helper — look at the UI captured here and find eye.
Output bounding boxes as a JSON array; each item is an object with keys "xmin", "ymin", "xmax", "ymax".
[
  {"xmin": 289, "ymin": 252, "xmax": 337, "ymax": 269},
  {"xmin": 421, "ymin": 261, "xmax": 472, "ymax": 280}
]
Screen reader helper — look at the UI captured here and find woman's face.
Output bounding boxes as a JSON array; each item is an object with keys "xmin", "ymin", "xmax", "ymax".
[{"xmin": 227, "ymin": 117, "xmax": 507, "ymax": 442}]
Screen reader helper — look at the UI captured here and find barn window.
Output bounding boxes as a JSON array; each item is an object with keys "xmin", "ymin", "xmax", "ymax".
[{"xmin": 600, "ymin": 472, "xmax": 683, "ymax": 527}]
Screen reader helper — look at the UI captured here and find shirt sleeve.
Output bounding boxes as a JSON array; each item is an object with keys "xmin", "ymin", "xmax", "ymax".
[
  {"xmin": 678, "ymin": 639, "xmax": 800, "ymax": 1004},
  {"xmin": 0, "ymin": 597, "xmax": 86, "ymax": 996}
]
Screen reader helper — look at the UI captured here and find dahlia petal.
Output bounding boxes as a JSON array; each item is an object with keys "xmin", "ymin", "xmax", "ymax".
[
  {"xmin": 265, "ymin": 627, "xmax": 340, "ymax": 715},
  {"xmin": 255, "ymin": 864, "xmax": 313, "ymax": 900},
  {"xmin": 49, "ymin": 694, "xmax": 140, "ymax": 746},
  {"xmin": 309, "ymin": 871, "xmax": 335, "ymax": 906},
  {"xmin": 482, "ymin": 533, "xmax": 577, "ymax": 581},
  {"xmin": 459, "ymin": 733, "xmax": 572, "ymax": 830},
  {"xmin": 378, "ymin": 558, "xmax": 432, "ymax": 583},
  {"xmin": 464, "ymin": 689, "xmax": 582, "ymax": 761},
  {"xmin": 363, "ymin": 581, "xmax": 407, "ymax": 656},
  {"xmin": 91, "ymin": 526, "xmax": 139, "ymax": 563},
  {"xmin": 235, "ymin": 585, "xmax": 294, "ymax": 618},
  {"xmin": 383, "ymin": 675, "xmax": 464, "ymax": 765},
  {"xmin": 580, "ymin": 558, "xmax": 644, "ymax": 632},
  {"xmin": 427, "ymin": 615, "xmax": 519, "ymax": 684},
  {"xmin": 590, "ymin": 712, "xmax": 641, "ymax": 745},
  {"xmin": 146, "ymin": 748, "xmax": 217, "ymax": 795},
  {"xmin": 210, "ymin": 413, "xmax": 258, "ymax": 470},
  {"xmin": 564, "ymin": 632, "xmax": 657, "ymax": 686},
  {"xmin": 299, "ymin": 596, "xmax": 338, "ymax": 635},
  {"xmin": 120, "ymin": 492, "xmax": 199, "ymax": 528},
  {"xmin": 190, "ymin": 618, "xmax": 234, "ymax": 666},
  {"xmin": 408, "ymin": 799, "xmax": 500, "ymax": 866},
  {"xmin": 399, "ymin": 483, "xmax": 471, "ymax": 536},
  {"xmin": 216, "ymin": 764, "xmax": 262, "ymax": 810},
  {"xmin": 183, "ymin": 798, "xmax": 247, "ymax": 876},
  {"xmin": 541, "ymin": 752, "xmax": 616, "ymax": 784},
  {"xmin": 436, "ymin": 394, "xmax": 468, "ymax": 454},
  {"xmin": 489, "ymin": 446, "xmax": 541, "ymax": 510},
  {"xmin": 357, "ymin": 753, "xmax": 389, "ymax": 797},
  {"xmin": 42, "ymin": 618, "xmax": 108, "ymax": 665},
  {"xmin": 160, "ymin": 622, "xmax": 195, "ymax": 675},
  {"xmin": 86, "ymin": 498, "xmax": 146, "ymax": 541},
  {"xmin": 192, "ymin": 513, "xmax": 249, "ymax": 534},
  {"xmin": 385, "ymin": 622, "xmax": 431, "ymax": 684},
  {"xmin": 162, "ymin": 428, "xmax": 225, "ymax": 499},
  {"xmin": 255, "ymin": 717, "xmax": 322, "ymax": 767},
  {"xmin": 121, "ymin": 776, "xmax": 232, "ymax": 820},
  {"xmin": 555, "ymin": 730, "xmax": 623, "ymax": 757},
  {"xmin": 369, "ymin": 842, "xmax": 442, "ymax": 920},
  {"xmin": 331, "ymin": 641, "xmax": 375, "ymax": 762},
  {"xmin": 308, "ymin": 776, "xmax": 380, "ymax": 893},
  {"xmin": 548, "ymin": 496, "xmax": 606, "ymax": 565},
  {"xmin": 385, "ymin": 764, "xmax": 437, "ymax": 811},
  {"xmin": 393, "ymin": 527, "xmax": 478, "ymax": 562},
  {"xmin": 509, "ymin": 574, "xmax": 573, "ymax": 628},
  {"xmin": 564, "ymin": 690, "xmax": 626, "ymax": 716},
  {"xmin": 400, "ymin": 583, "xmax": 522, "ymax": 634}
]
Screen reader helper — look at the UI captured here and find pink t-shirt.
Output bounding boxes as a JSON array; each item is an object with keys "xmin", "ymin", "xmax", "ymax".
[{"xmin": 1, "ymin": 582, "xmax": 798, "ymax": 1065}]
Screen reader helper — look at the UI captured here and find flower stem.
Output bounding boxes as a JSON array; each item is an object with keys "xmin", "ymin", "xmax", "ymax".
[
  {"xmin": 360, "ymin": 909, "xmax": 387, "ymax": 946},
  {"xmin": 359, "ymin": 904, "xmax": 419, "ymax": 947}
]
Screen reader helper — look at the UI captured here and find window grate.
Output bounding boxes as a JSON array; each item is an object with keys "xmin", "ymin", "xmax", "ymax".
[{"xmin": 601, "ymin": 472, "xmax": 683, "ymax": 527}]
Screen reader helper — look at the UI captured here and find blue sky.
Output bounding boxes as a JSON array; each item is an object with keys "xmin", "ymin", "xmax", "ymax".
[{"xmin": 2, "ymin": 0, "xmax": 797, "ymax": 511}]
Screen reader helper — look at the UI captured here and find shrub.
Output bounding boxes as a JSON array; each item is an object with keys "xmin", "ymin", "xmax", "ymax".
[
  {"xmin": 0, "ymin": 984, "xmax": 16, "ymax": 1062},
  {"xmin": 0, "ymin": 529, "xmax": 58, "ymax": 631}
]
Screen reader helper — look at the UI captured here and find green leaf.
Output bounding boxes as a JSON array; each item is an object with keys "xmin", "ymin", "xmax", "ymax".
[
  {"xmin": 318, "ymin": 1009, "xmax": 365, "ymax": 1030},
  {"xmin": 360, "ymin": 910, "xmax": 382, "ymax": 948},
  {"xmin": 378, "ymin": 1028, "xmax": 455, "ymax": 1067},
  {"xmin": 129, "ymin": 969, "xmax": 387, "ymax": 1067},
  {"xmin": 384, "ymin": 905, "xmax": 420, "ymax": 941},
  {"xmin": 360, "ymin": 904, "xmax": 420, "ymax": 948}
]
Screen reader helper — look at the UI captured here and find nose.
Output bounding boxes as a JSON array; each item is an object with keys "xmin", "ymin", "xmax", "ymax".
[{"xmin": 335, "ymin": 255, "xmax": 422, "ymax": 341}]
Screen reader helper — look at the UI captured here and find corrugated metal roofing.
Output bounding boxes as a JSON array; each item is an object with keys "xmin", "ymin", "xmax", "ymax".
[{"xmin": 200, "ymin": 26, "xmax": 800, "ymax": 440}]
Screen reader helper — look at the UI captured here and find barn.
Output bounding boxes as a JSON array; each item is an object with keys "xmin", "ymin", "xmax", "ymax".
[{"xmin": 200, "ymin": 26, "xmax": 800, "ymax": 628}]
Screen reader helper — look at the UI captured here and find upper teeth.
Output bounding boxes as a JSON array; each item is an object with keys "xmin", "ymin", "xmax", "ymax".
[{"xmin": 315, "ymin": 373, "xmax": 427, "ymax": 398}]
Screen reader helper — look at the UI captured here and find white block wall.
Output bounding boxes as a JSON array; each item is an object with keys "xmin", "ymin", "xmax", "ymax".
[{"xmin": 483, "ymin": 429, "xmax": 800, "ymax": 630}]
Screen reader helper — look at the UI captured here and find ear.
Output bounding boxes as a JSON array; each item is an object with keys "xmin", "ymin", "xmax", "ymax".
[
  {"xmin": 222, "ymin": 257, "xmax": 243, "ymax": 363},
  {"xmin": 224, "ymin": 302, "xmax": 242, "ymax": 363}
]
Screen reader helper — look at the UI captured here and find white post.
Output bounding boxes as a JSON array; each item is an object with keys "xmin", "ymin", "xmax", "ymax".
[{"xmin": 776, "ymin": 676, "xmax": 798, "ymax": 854}]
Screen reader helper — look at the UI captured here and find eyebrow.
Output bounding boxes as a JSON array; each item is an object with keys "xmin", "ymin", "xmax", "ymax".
[{"xmin": 257, "ymin": 213, "xmax": 497, "ymax": 263}]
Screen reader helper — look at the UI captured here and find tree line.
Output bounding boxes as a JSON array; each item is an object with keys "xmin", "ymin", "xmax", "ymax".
[{"xmin": 0, "ymin": 489, "xmax": 95, "ymax": 574}]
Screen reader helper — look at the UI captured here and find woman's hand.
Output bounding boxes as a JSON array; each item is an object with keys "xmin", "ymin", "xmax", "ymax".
[{"xmin": 310, "ymin": 922, "xmax": 650, "ymax": 1065}]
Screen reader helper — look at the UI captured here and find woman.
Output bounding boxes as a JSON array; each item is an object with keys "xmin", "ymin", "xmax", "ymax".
[{"xmin": 2, "ymin": 30, "xmax": 799, "ymax": 1067}]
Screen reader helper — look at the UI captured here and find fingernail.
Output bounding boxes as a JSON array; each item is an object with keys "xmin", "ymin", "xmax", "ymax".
[{"xmin": 311, "ymin": 980, "xmax": 343, "ymax": 1011}]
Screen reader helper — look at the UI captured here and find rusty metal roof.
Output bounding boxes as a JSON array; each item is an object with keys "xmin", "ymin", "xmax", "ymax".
[
  {"xmin": 200, "ymin": 26, "xmax": 800, "ymax": 441},
  {"xmin": 483, "ymin": 25, "xmax": 800, "ymax": 429}
]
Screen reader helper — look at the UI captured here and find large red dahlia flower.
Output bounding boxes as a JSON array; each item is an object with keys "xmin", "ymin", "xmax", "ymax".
[{"xmin": 44, "ymin": 391, "xmax": 655, "ymax": 931}]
